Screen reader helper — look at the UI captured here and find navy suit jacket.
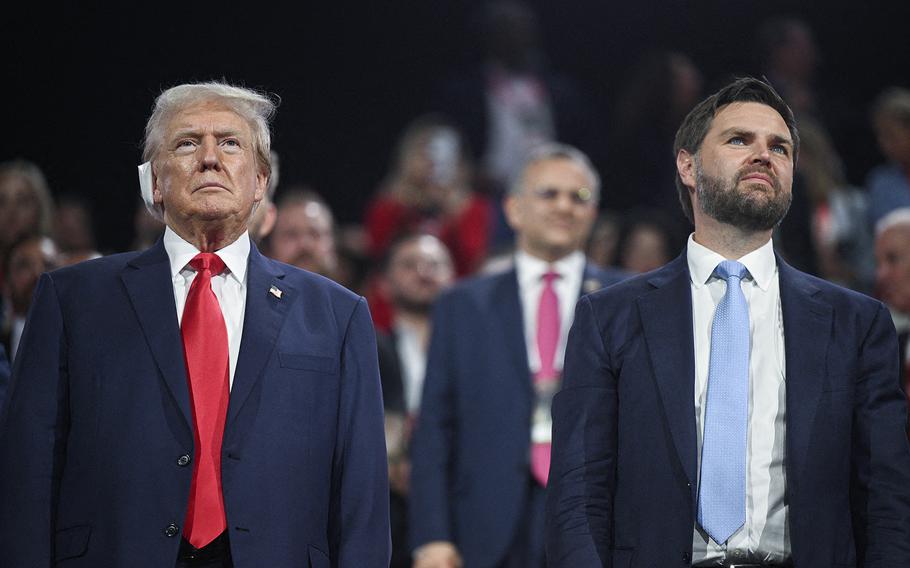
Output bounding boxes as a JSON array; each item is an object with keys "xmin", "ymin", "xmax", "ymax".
[
  {"xmin": 0, "ymin": 344, "xmax": 10, "ymax": 415},
  {"xmin": 546, "ymin": 253, "xmax": 910, "ymax": 567},
  {"xmin": 409, "ymin": 262, "xmax": 626, "ymax": 567},
  {"xmin": 0, "ymin": 239, "xmax": 390, "ymax": 567}
]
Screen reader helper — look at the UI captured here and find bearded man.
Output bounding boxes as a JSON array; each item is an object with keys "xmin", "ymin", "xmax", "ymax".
[{"xmin": 546, "ymin": 77, "xmax": 910, "ymax": 567}]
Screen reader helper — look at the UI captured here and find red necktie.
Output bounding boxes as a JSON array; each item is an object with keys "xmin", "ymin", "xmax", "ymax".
[
  {"xmin": 531, "ymin": 270, "xmax": 560, "ymax": 486},
  {"xmin": 181, "ymin": 253, "xmax": 230, "ymax": 548}
]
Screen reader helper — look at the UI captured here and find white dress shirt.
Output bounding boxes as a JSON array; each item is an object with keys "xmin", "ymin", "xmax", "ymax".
[
  {"xmin": 515, "ymin": 249, "xmax": 585, "ymax": 375},
  {"xmin": 687, "ymin": 235, "xmax": 791, "ymax": 564},
  {"xmin": 393, "ymin": 319, "xmax": 428, "ymax": 415},
  {"xmin": 9, "ymin": 316, "xmax": 26, "ymax": 361},
  {"xmin": 164, "ymin": 226, "xmax": 249, "ymax": 389},
  {"xmin": 892, "ymin": 311, "xmax": 910, "ymax": 366}
]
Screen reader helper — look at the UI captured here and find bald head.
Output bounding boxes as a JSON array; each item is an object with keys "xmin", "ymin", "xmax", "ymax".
[{"xmin": 875, "ymin": 208, "xmax": 910, "ymax": 313}]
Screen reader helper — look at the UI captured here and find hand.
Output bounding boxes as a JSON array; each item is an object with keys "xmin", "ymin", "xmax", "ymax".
[
  {"xmin": 412, "ymin": 541, "xmax": 462, "ymax": 568},
  {"xmin": 389, "ymin": 459, "xmax": 410, "ymax": 496}
]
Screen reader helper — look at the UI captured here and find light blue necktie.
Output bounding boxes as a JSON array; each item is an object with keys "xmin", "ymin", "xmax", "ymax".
[{"xmin": 698, "ymin": 260, "xmax": 750, "ymax": 544}]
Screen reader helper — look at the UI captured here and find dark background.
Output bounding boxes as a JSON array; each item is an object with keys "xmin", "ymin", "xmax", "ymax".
[{"xmin": 4, "ymin": 1, "xmax": 909, "ymax": 252}]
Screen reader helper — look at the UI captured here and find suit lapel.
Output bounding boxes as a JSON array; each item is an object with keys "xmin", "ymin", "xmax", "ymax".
[
  {"xmin": 778, "ymin": 259, "xmax": 831, "ymax": 481},
  {"xmin": 120, "ymin": 240, "xmax": 193, "ymax": 429},
  {"xmin": 490, "ymin": 269, "xmax": 532, "ymax": 395},
  {"xmin": 637, "ymin": 254, "xmax": 698, "ymax": 487},
  {"xmin": 227, "ymin": 244, "xmax": 293, "ymax": 427}
]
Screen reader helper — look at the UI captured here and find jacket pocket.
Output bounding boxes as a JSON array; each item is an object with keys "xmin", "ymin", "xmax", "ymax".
[
  {"xmin": 54, "ymin": 524, "xmax": 91, "ymax": 562},
  {"xmin": 308, "ymin": 544, "xmax": 330, "ymax": 568},
  {"xmin": 279, "ymin": 352, "xmax": 337, "ymax": 374}
]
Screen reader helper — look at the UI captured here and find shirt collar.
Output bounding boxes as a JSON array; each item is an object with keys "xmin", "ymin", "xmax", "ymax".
[
  {"xmin": 686, "ymin": 233, "xmax": 776, "ymax": 291},
  {"xmin": 163, "ymin": 225, "xmax": 250, "ymax": 285},
  {"xmin": 515, "ymin": 249, "xmax": 585, "ymax": 289},
  {"xmin": 891, "ymin": 310, "xmax": 910, "ymax": 334}
]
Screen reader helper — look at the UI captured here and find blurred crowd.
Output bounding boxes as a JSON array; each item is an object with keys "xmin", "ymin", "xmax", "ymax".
[{"xmin": 2, "ymin": 3, "xmax": 909, "ymax": 566}]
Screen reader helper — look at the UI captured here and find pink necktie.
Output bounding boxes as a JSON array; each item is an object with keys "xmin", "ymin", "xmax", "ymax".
[
  {"xmin": 181, "ymin": 253, "xmax": 230, "ymax": 548},
  {"xmin": 531, "ymin": 270, "xmax": 559, "ymax": 486}
]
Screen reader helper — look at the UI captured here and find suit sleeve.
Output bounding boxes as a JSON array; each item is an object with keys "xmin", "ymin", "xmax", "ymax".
[
  {"xmin": 851, "ymin": 302, "xmax": 910, "ymax": 565},
  {"xmin": 328, "ymin": 297, "xmax": 391, "ymax": 567},
  {"xmin": 0, "ymin": 273, "xmax": 69, "ymax": 567},
  {"xmin": 546, "ymin": 295, "xmax": 615, "ymax": 567},
  {"xmin": 408, "ymin": 291, "xmax": 458, "ymax": 550}
]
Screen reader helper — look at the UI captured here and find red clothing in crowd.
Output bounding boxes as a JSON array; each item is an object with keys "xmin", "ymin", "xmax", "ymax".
[
  {"xmin": 364, "ymin": 193, "xmax": 492, "ymax": 330},
  {"xmin": 365, "ymin": 193, "xmax": 492, "ymax": 277}
]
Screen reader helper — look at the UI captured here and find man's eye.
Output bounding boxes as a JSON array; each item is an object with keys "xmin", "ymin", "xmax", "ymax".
[
  {"xmin": 771, "ymin": 145, "xmax": 789, "ymax": 155},
  {"xmin": 532, "ymin": 188, "xmax": 559, "ymax": 200},
  {"xmin": 175, "ymin": 140, "xmax": 196, "ymax": 151},
  {"xmin": 221, "ymin": 139, "xmax": 242, "ymax": 152},
  {"xmin": 728, "ymin": 137, "xmax": 745, "ymax": 145}
]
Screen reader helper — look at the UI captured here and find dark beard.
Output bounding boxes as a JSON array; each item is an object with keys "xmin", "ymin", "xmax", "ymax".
[
  {"xmin": 695, "ymin": 161, "xmax": 792, "ymax": 231},
  {"xmin": 392, "ymin": 295, "xmax": 434, "ymax": 315}
]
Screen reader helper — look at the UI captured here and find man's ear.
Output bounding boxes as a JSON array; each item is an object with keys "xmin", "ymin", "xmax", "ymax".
[
  {"xmin": 151, "ymin": 163, "xmax": 163, "ymax": 205},
  {"xmin": 254, "ymin": 170, "xmax": 268, "ymax": 203},
  {"xmin": 676, "ymin": 149, "xmax": 697, "ymax": 191},
  {"xmin": 257, "ymin": 202, "xmax": 277, "ymax": 240},
  {"xmin": 503, "ymin": 193, "xmax": 523, "ymax": 232}
]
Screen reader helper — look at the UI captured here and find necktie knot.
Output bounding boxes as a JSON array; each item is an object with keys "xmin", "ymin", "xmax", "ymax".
[
  {"xmin": 189, "ymin": 253, "xmax": 226, "ymax": 276},
  {"xmin": 714, "ymin": 259, "xmax": 748, "ymax": 282},
  {"xmin": 542, "ymin": 270, "xmax": 560, "ymax": 284}
]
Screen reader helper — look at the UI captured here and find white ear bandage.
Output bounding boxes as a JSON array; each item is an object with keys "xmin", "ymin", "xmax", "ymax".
[{"xmin": 137, "ymin": 161, "xmax": 157, "ymax": 216}]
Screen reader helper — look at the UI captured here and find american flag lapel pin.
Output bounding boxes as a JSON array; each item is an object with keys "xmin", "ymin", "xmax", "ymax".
[{"xmin": 269, "ymin": 285, "xmax": 283, "ymax": 299}]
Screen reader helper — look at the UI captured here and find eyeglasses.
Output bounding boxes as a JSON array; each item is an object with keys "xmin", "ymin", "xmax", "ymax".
[
  {"xmin": 391, "ymin": 257, "xmax": 452, "ymax": 274},
  {"xmin": 530, "ymin": 186, "xmax": 595, "ymax": 205}
]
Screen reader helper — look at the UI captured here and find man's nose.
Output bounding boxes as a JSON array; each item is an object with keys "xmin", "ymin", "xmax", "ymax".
[
  {"xmin": 751, "ymin": 144, "xmax": 772, "ymax": 166},
  {"xmin": 553, "ymin": 192, "xmax": 575, "ymax": 211},
  {"xmin": 199, "ymin": 137, "xmax": 222, "ymax": 171}
]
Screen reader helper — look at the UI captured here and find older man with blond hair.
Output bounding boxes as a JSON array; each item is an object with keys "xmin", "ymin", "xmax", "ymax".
[{"xmin": 0, "ymin": 82, "xmax": 390, "ymax": 567}]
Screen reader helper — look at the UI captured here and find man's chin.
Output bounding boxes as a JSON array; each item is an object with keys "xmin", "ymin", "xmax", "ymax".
[
  {"xmin": 541, "ymin": 235, "xmax": 579, "ymax": 253},
  {"xmin": 393, "ymin": 298, "xmax": 433, "ymax": 314},
  {"xmin": 738, "ymin": 182, "xmax": 780, "ymax": 202}
]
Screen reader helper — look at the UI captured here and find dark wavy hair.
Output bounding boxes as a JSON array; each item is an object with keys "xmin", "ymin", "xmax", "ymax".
[{"xmin": 672, "ymin": 77, "xmax": 799, "ymax": 223}]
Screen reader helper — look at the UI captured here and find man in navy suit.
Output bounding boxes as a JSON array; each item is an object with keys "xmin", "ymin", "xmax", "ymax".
[
  {"xmin": 546, "ymin": 77, "xmax": 910, "ymax": 567},
  {"xmin": 409, "ymin": 143, "xmax": 626, "ymax": 568},
  {"xmin": 0, "ymin": 82, "xmax": 390, "ymax": 567}
]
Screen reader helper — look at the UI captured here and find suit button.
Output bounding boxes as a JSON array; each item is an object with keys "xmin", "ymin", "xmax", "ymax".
[
  {"xmin": 682, "ymin": 552, "xmax": 690, "ymax": 562},
  {"xmin": 177, "ymin": 454, "xmax": 191, "ymax": 467},
  {"xmin": 164, "ymin": 523, "xmax": 179, "ymax": 537}
]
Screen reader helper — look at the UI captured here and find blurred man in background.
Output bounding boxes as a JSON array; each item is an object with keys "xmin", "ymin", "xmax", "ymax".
[
  {"xmin": 875, "ymin": 207, "xmax": 910, "ymax": 419},
  {"xmin": 410, "ymin": 143, "xmax": 625, "ymax": 568},
  {"xmin": 376, "ymin": 233, "xmax": 455, "ymax": 568},
  {"xmin": 267, "ymin": 187, "xmax": 338, "ymax": 279}
]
